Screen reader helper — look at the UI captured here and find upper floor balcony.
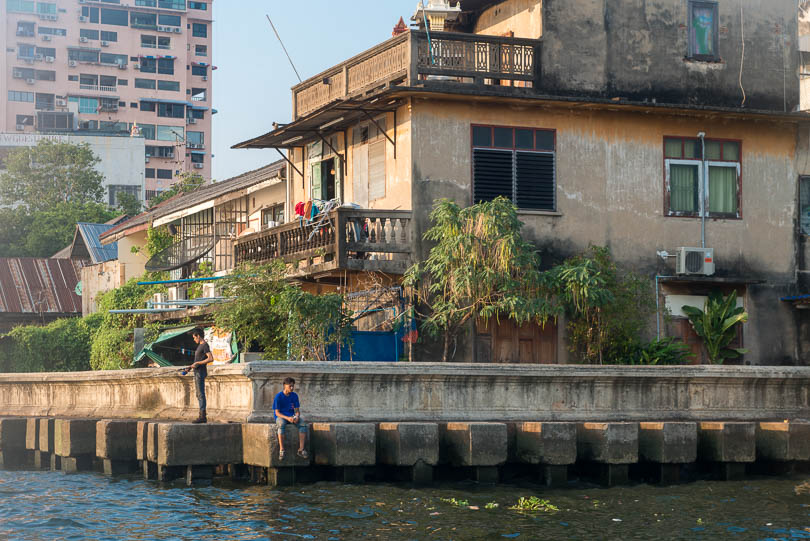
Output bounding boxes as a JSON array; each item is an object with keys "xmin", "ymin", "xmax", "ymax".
[
  {"xmin": 235, "ymin": 208, "xmax": 413, "ymax": 278},
  {"xmin": 292, "ymin": 30, "xmax": 540, "ymax": 120}
]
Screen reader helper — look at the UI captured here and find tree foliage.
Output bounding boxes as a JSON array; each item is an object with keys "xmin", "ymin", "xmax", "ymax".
[
  {"xmin": 0, "ymin": 314, "xmax": 103, "ymax": 372},
  {"xmin": 213, "ymin": 260, "xmax": 352, "ymax": 360},
  {"xmin": 682, "ymin": 291, "xmax": 748, "ymax": 364},
  {"xmin": 147, "ymin": 172, "xmax": 206, "ymax": 208},
  {"xmin": 0, "ymin": 140, "xmax": 105, "ymax": 211},
  {"xmin": 116, "ymin": 191, "xmax": 142, "ymax": 217},
  {"xmin": 404, "ymin": 197, "xmax": 559, "ymax": 362},
  {"xmin": 551, "ymin": 245, "xmax": 655, "ymax": 364}
]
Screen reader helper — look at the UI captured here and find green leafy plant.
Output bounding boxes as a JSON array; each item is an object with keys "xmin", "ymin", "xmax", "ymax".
[
  {"xmin": 280, "ymin": 287, "xmax": 352, "ymax": 362},
  {"xmin": 509, "ymin": 496, "xmax": 559, "ymax": 513},
  {"xmin": 187, "ymin": 260, "xmax": 213, "ymax": 300},
  {"xmin": 682, "ymin": 291, "xmax": 748, "ymax": 364},
  {"xmin": 551, "ymin": 246, "xmax": 655, "ymax": 364},
  {"xmin": 404, "ymin": 197, "xmax": 558, "ymax": 362},
  {"xmin": 485, "ymin": 502, "xmax": 499, "ymax": 509},
  {"xmin": 440, "ymin": 497, "xmax": 470, "ymax": 507},
  {"xmin": 0, "ymin": 314, "xmax": 103, "ymax": 372},
  {"xmin": 89, "ymin": 326, "xmax": 134, "ymax": 370}
]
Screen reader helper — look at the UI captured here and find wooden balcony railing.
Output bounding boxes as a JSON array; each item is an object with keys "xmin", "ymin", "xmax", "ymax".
[
  {"xmin": 292, "ymin": 30, "xmax": 541, "ymax": 119},
  {"xmin": 235, "ymin": 209, "xmax": 413, "ymax": 276}
]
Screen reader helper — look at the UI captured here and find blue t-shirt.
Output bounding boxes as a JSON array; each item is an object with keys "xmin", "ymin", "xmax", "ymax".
[{"xmin": 273, "ymin": 391, "xmax": 300, "ymax": 419}]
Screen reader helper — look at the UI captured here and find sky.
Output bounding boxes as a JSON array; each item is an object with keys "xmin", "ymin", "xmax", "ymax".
[{"xmin": 211, "ymin": 0, "xmax": 419, "ymax": 182}]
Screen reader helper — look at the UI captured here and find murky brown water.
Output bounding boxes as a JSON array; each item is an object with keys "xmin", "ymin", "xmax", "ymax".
[{"xmin": 1, "ymin": 470, "xmax": 809, "ymax": 539}]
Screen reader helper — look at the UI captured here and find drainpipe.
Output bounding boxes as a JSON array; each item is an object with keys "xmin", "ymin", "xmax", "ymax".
[{"xmin": 698, "ymin": 132, "xmax": 706, "ymax": 248}]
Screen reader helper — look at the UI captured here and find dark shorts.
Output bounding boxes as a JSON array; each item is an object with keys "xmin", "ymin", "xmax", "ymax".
[{"xmin": 276, "ymin": 416, "xmax": 307, "ymax": 433}]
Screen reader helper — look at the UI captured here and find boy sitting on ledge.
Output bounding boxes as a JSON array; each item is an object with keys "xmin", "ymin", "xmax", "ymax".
[{"xmin": 273, "ymin": 377, "xmax": 308, "ymax": 460}]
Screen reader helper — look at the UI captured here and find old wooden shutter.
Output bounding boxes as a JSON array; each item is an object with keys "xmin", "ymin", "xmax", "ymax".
[
  {"xmin": 311, "ymin": 162, "xmax": 322, "ymax": 201},
  {"xmin": 515, "ymin": 152, "xmax": 554, "ymax": 210},
  {"xmin": 473, "ymin": 149, "xmax": 512, "ymax": 203},
  {"xmin": 368, "ymin": 140, "xmax": 386, "ymax": 201}
]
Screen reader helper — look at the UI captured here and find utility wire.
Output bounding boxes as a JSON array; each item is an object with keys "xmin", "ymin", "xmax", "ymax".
[{"xmin": 266, "ymin": 13, "xmax": 302, "ymax": 83}]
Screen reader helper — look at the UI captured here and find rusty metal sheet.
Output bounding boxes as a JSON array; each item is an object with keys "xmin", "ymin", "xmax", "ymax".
[{"xmin": 0, "ymin": 258, "xmax": 82, "ymax": 316}]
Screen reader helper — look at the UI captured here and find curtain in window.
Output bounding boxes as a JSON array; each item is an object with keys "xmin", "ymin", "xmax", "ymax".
[
  {"xmin": 670, "ymin": 164, "xmax": 698, "ymax": 213},
  {"xmin": 708, "ymin": 166, "xmax": 737, "ymax": 214}
]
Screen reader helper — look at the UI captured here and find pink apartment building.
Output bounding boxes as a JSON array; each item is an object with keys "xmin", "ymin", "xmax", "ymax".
[{"xmin": 0, "ymin": 0, "xmax": 214, "ymax": 200}]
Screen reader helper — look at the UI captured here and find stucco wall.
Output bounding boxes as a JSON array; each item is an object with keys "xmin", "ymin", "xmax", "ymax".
[
  {"xmin": 409, "ymin": 97, "xmax": 800, "ymax": 364},
  {"xmin": 116, "ymin": 230, "xmax": 148, "ymax": 279},
  {"xmin": 474, "ymin": 0, "xmax": 543, "ymax": 39},
  {"xmin": 539, "ymin": 0, "xmax": 799, "ymax": 111},
  {"xmin": 81, "ymin": 260, "xmax": 126, "ymax": 316}
]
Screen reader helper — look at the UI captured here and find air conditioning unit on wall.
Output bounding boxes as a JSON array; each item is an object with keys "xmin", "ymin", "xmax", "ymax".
[{"xmin": 676, "ymin": 247, "xmax": 715, "ymax": 276}]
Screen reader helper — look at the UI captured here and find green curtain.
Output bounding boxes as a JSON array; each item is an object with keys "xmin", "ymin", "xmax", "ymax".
[
  {"xmin": 670, "ymin": 164, "xmax": 698, "ymax": 213},
  {"xmin": 708, "ymin": 166, "xmax": 737, "ymax": 214}
]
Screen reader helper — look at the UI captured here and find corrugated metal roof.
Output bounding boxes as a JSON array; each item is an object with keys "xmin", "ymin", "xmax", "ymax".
[
  {"xmin": 99, "ymin": 159, "xmax": 286, "ymax": 243},
  {"xmin": 0, "ymin": 258, "xmax": 82, "ymax": 315},
  {"xmin": 77, "ymin": 223, "xmax": 118, "ymax": 263}
]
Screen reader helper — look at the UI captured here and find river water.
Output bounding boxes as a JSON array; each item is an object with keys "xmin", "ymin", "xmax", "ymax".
[{"xmin": 1, "ymin": 470, "xmax": 810, "ymax": 540}]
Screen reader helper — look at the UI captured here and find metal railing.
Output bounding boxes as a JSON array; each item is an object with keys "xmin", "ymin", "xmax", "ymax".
[
  {"xmin": 292, "ymin": 30, "xmax": 541, "ymax": 119},
  {"xmin": 235, "ymin": 208, "xmax": 413, "ymax": 276}
]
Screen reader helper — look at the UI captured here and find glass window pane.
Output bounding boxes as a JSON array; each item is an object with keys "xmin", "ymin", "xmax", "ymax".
[
  {"xmin": 669, "ymin": 164, "xmax": 698, "ymax": 213},
  {"xmin": 472, "ymin": 126, "xmax": 491, "ymax": 147},
  {"xmin": 493, "ymin": 127, "xmax": 513, "ymax": 148},
  {"xmin": 708, "ymin": 166, "xmax": 738, "ymax": 214},
  {"xmin": 723, "ymin": 141, "xmax": 739, "ymax": 161},
  {"xmin": 684, "ymin": 139, "xmax": 701, "ymax": 159},
  {"xmin": 800, "ymin": 177, "xmax": 810, "ymax": 235},
  {"xmin": 535, "ymin": 130, "xmax": 554, "ymax": 151},
  {"xmin": 705, "ymin": 140, "xmax": 721, "ymax": 160},
  {"xmin": 665, "ymin": 138, "xmax": 682, "ymax": 158},
  {"xmin": 690, "ymin": 5, "xmax": 716, "ymax": 57},
  {"xmin": 515, "ymin": 129, "xmax": 533, "ymax": 149}
]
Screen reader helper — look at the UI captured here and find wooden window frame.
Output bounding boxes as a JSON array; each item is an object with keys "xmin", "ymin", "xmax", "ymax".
[{"xmin": 687, "ymin": 0, "xmax": 720, "ymax": 62}]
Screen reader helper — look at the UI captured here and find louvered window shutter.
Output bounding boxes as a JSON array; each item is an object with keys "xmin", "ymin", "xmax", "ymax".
[
  {"xmin": 516, "ymin": 152, "xmax": 555, "ymax": 210},
  {"xmin": 473, "ymin": 149, "xmax": 513, "ymax": 204}
]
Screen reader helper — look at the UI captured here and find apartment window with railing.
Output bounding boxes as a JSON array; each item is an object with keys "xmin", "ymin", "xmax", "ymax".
[
  {"xmin": 190, "ymin": 87, "xmax": 206, "ymax": 101},
  {"xmin": 141, "ymin": 35, "xmax": 156, "ymax": 48},
  {"xmin": 145, "ymin": 168, "xmax": 156, "ymax": 179},
  {"xmin": 158, "ymin": 14, "xmax": 180, "ymax": 26},
  {"xmin": 189, "ymin": 1, "xmax": 206, "ymax": 9},
  {"xmin": 35, "ymin": 93, "xmax": 54, "ymax": 111},
  {"xmin": 472, "ymin": 125, "xmax": 556, "ymax": 211},
  {"xmin": 135, "ymin": 78, "xmax": 156, "ymax": 89},
  {"xmin": 139, "ymin": 124, "xmax": 156, "ymax": 139},
  {"xmin": 157, "ymin": 58, "xmax": 174, "ymax": 75},
  {"xmin": 80, "ymin": 29, "xmax": 100, "ymax": 40},
  {"xmin": 157, "ymin": 102, "xmax": 184, "ymax": 118},
  {"xmin": 68, "ymin": 96, "xmax": 98, "ymax": 114},
  {"xmin": 14, "ymin": 67, "xmax": 35, "ymax": 79},
  {"xmin": 190, "ymin": 152, "xmax": 204, "ymax": 164},
  {"xmin": 81, "ymin": 6, "xmax": 99, "ymax": 22},
  {"xmin": 146, "ymin": 145, "xmax": 174, "ymax": 158},
  {"xmin": 140, "ymin": 101, "xmax": 156, "ymax": 112},
  {"xmin": 158, "ymin": 36, "xmax": 171, "ymax": 49},
  {"xmin": 130, "ymin": 12, "xmax": 156, "ymax": 29},
  {"xmin": 99, "ymin": 75, "xmax": 117, "ymax": 90},
  {"xmin": 664, "ymin": 136, "xmax": 741, "ymax": 219},
  {"xmin": 36, "ymin": 46, "xmax": 55, "ymax": 58},
  {"xmin": 156, "ymin": 168, "xmax": 173, "ymax": 179},
  {"xmin": 100, "ymin": 53, "xmax": 127, "ymax": 66},
  {"xmin": 189, "ymin": 108, "xmax": 204, "ymax": 120},
  {"xmin": 195, "ymin": 45, "xmax": 207, "ymax": 57},
  {"xmin": 8, "ymin": 91, "xmax": 34, "ymax": 103},
  {"xmin": 136, "ymin": 0, "xmax": 185, "ymax": 9},
  {"xmin": 157, "ymin": 125, "xmax": 183, "ymax": 142},
  {"xmin": 140, "ymin": 58, "xmax": 157, "ymax": 73},
  {"xmin": 35, "ymin": 69, "xmax": 55, "ymax": 81},
  {"xmin": 18, "ymin": 44, "xmax": 35, "ymax": 58},
  {"xmin": 101, "ymin": 8, "xmax": 128, "ymax": 26},
  {"xmin": 16, "ymin": 21, "xmax": 35, "ymax": 37},
  {"xmin": 80, "ymin": 74, "xmax": 98, "ymax": 87},
  {"xmin": 192, "ymin": 23, "xmax": 207, "ymax": 38},
  {"xmin": 36, "ymin": 2, "xmax": 56, "ymax": 15},
  {"xmin": 8, "ymin": 0, "xmax": 35, "ymax": 13},
  {"xmin": 157, "ymin": 80, "xmax": 179, "ymax": 91},
  {"xmin": 16, "ymin": 114, "xmax": 34, "ymax": 126},
  {"xmin": 38, "ymin": 27, "xmax": 66, "ymax": 36},
  {"xmin": 101, "ymin": 31, "xmax": 117, "ymax": 42},
  {"xmin": 191, "ymin": 65, "xmax": 207, "ymax": 76},
  {"xmin": 187, "ymin": 131, "xmax": 204, "ymax": 146},
  {"xmin": 68, "ymin": 49, "xmax": 100, "ymax": 63}
]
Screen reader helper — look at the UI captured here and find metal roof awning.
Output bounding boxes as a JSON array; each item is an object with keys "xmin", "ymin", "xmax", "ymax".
[
  {"xmin": 232, "ymin": 96, "xmax": 403, "ymax": 150},
  {"xmin": 189, "ymin": 105, "xmax": 209, "ymax": 111}
]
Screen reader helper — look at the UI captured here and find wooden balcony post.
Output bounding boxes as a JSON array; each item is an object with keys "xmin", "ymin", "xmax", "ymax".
[
  {"xmin": 335, "ymin": 209, "xmax": 348, "ymax": 269},
  {"xmin": 408, "ymin": 31, "xmax": 419, "ymax": 86}
]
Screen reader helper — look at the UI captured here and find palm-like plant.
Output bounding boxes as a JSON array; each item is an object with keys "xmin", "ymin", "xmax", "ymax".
[{"xmin": 682, "ymin": 291, "xmax": 748, "ymax": 364}]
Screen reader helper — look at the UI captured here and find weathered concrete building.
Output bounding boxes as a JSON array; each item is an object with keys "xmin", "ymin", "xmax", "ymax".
[{"xmin": 232, "ymin": 0, "xmax": 809, "ymax": 365}]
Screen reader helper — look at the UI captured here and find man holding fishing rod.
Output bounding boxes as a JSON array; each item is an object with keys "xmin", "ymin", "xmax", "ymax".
[{"xmin": 187, "ymin": 328, "xmax": 213, "ymax": 424}]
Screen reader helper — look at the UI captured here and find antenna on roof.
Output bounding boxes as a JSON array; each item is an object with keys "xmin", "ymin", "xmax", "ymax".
[{"xmin": 266, "ymin": 13, "xmax": 302, "ymax": 83}]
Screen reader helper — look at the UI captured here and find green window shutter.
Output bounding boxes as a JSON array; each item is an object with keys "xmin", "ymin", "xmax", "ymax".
[
  {"xmin": 311, "ymin": 162, "xmax": 322, "ymax": 200},
  {"xmin": 334, "ymin": 155, "xmax": 343, "ymax": 202}
]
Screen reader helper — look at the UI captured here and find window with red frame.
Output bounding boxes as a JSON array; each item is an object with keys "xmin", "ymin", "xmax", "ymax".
[
  {"xmin": 664, "ymin": 136, "xmax": 741, "ymax": 219},
  {"xmin": 472, "ymin": 125, "xmax": 556, "ymax": 211}
]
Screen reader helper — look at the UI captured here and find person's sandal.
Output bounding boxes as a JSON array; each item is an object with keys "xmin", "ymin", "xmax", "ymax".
[
  {"xmin": 279, "ymin": 449, "xmax": 285, "ymax": 460},
  {"xmin": 296, "ymin": 449, "xmax": 308, "ymax": 459}
]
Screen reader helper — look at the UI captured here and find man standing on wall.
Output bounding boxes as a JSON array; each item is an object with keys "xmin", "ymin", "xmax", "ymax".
[
  {"xmin": 190, "ymin": 328, "xmax": 213, "ymax": 424},
  {"xmin": 273, "ymin": 377, "xmax": 308, "ymax": 459}
]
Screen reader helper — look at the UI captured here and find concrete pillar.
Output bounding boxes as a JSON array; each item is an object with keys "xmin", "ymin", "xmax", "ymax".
[
  {"xmin": 441, "ymin": 422, "xmax": 507, "ymax": 484},
  {"xmin": 25, "ymin": 418, "xmax": 40, "ymax": 451},
  {"xmin": 54, "ymin": 419, "xmax": 98, "ymax": 473},
  {"xmin": 97, "ymin": 420, "xmax": 139, "ymax": 475},
  {"xmin": 136, "ymin": 421, "xmax": 156, "ymax": 479},
  {"xmin": 186, "ymin": 465, "xmax": 214, "ymax": 486},
  {"xmin": 156, "ymin": 423, "xmax": 243, "ymax": 467},
  {"xmin": 697, "ymin": 422, "xmax": 755, "ymax": 480},
  {"xmin": 514, "ymin": 422, "xmax": 576, "ymax": 487},
  {"xmin": 638, "ymin": 422, "xmax": 697, "ymax": 484},
  {"xmin": 0, "ymin": 418, "xmax": 30, "ymax": 469},
  {"xmin": 378, "ymin": 422, "xmax": 439, "ymax": 484},
  {"xmin": 38, "ymin": 418, "xmax": 54, "ymax": 454},
  {"xmin": 577, "ymin": 423, "xmax": 638, "ymax": 487},
  {"xmin": 242, "ymin": 423, "xmax": 309, "ymax": 487},
  {"xmin": 756, "ymin": 421, "xmax": 810, "ymax": 462},
  {"xmin": 311, "ymin": 423, "xmax": 376, "ymax": 484}
]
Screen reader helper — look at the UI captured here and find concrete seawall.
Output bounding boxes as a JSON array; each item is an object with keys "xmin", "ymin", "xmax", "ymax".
[{"xmin": 0, "ymin": 362, "xmax": 809, "ymax": 423}]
